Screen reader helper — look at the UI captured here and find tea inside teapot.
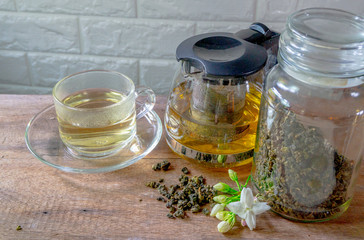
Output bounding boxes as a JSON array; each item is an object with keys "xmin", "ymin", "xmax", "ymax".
[{"xmin": 164, "ymin": 23, "xmax": 279, "ymax": 167}]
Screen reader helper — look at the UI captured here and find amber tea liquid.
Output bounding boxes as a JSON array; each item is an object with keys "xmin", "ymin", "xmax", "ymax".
[
  {"xmin": 165, "ymin": 81, "xmax": 261, "ymax": 166},
  {"xmin": 56, "ymin": 88, "xmax": 136, "ymax": 158}
]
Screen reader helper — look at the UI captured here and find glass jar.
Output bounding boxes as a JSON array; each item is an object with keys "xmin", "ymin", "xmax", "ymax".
[{"xmin": 252, "ymin": 8, "xmax": 364, "ymax": 222}]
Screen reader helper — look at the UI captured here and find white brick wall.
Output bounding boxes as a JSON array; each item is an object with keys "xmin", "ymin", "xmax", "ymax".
[{"xmin": 0, "ymin": 0, "xmax": 363, "ymax": 95}]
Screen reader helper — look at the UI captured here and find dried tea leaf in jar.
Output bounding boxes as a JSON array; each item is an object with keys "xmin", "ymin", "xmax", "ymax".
[{"xmin": 252, "ymin": 8, "xmax": 363, "ymax": 222}]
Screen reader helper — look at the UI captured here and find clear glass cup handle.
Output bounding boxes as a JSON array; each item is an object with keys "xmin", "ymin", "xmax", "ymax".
[{"xmin": 135, "ymin": 86, "xmax": 156, "ymax": 119}]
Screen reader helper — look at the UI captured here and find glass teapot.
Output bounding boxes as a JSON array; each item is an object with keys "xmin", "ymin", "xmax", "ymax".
[{"xmin": 164, "ymin": 23, "xmax": 279, "ymax": 167}]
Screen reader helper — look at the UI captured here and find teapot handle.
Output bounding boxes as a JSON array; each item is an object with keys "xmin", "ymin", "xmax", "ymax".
[{"xmin": 235, "ymin": 23, "xmax": 280, "ymax": 73}]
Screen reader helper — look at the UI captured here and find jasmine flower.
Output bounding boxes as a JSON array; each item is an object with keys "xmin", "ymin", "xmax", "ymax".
[{"xmin": 227, "ymin": 187, "xmax": 270, "ymax": 231}]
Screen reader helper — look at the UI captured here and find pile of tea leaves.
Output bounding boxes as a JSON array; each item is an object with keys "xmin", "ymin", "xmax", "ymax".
[
  {"xmin": 146, "ymin": 161, "xmax": 216, "ymax": 219},
  {"xmin": 254, "ymin": 108, "xmax": 354, "ymax": 221}
]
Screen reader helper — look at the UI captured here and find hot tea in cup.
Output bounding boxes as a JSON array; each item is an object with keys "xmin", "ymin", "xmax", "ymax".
[{"xmin": 53, "ymin": 70, "xmax": 155, "ymax": 159}]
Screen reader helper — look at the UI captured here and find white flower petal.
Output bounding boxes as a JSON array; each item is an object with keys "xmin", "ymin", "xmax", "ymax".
[
  {"xmin": 241, "ymin": 188, "xmax": 254, "ymax": 209},
  {"xmin": 245, "ymin": 211, "xmax": 256, "ymax": 231},
  {"xmin": 217, "ymin": 221, "xmax": 232, "ymax": 233},
  {"xmin": 227, "ymin": 202, "xmax": 244, "ymax": 218},
  {"xmin": 210, "ymin": 204, "xmax": 225, "ymax": 216},
  {"xmin": 240, "ymin": 188, "xmax": 248, "ymax": 204},
  {"xmin": 252, "ymin": 202, "xmax": 271, "ymax": 215}
]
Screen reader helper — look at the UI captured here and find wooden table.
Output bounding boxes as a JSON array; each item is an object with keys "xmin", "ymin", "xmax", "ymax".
[{"xmin": 0, "ymin": 94, "xmax": 363, "ymax": 240}]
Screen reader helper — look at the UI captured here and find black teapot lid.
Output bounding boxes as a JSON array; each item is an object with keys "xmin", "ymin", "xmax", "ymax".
[{"xmin": 176, "ymin": 24, "xmax": 270, "ymax": 77}]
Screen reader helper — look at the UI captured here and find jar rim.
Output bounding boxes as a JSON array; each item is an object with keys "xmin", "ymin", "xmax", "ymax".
[
  {"xmin": 279, "ymin": 8, "xmax": 364, "ymax": 78},
  {"xmin": 288, "ymin": 8, "xmax": 364, "ymax": 47}
]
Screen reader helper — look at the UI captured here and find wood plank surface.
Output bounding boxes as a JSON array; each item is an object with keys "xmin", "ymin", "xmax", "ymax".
[{"xmin": 0, "ymin": 94, "xmax": 363, "ymax": 240}]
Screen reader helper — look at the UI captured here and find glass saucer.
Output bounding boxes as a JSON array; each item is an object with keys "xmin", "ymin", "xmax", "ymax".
[{"xmin": 25, "ymin": 105, "xmax": 162, "ymax": 173}]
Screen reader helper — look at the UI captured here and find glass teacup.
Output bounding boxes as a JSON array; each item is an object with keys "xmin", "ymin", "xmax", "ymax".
[{"xmin": 52, "ymin": 70, "xmax": 155, "ymax": 159}]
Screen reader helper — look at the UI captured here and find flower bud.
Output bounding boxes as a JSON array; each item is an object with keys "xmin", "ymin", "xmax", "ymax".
[
  {"xmin": 213, "ymin": 195, "xmax": 228, "ymax": 204},
  {"xmin": 217, "ymin": 155, "xmax": 227, "ymax": 163},
  {"xmin": 215, "ymin": 211, "xmax": 225, "ymax": 220},
  {"xmin": 228, "ymin": 169, "xmax": 238, "ymax": 182},
  {"xmin": 216, "ymin": 211, "xmax": 232, "ymax": 221},
  {"xmin": 213, "ymin": 182, "xmax": 231, "ymax": 192},
  {"xmin": 217, "ymin": 221, "xmax": 232, "ymax": 233},
  {"xmin": 210, "ymin": 204, "xmax": 225, "ymax": 217}
]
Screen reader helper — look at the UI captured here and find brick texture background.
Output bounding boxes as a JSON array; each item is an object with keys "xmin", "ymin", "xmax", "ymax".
[{"xmin": 0, "ymin": 0, "xmax": 363, "ymax": 95}]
